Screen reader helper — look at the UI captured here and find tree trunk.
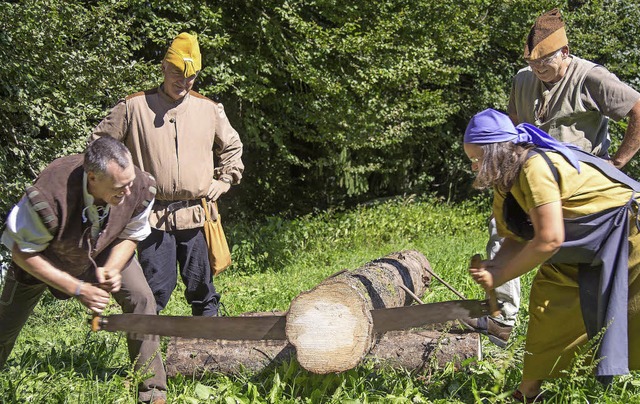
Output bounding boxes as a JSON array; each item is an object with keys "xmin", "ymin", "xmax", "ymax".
[
  {"xmin": 285, "ymin": 249, "xmax": 432, "ymax": 373},
  {"xmin": 165, "ymin": 328, "xmax": 479, "ymax": 377},
  {"xmin": 164, "ymin": 249, "xmax": 481, "ymax": 377},
  {"xmin": 369, "ymin": 328, "xmax": 480, "ymax": 371}
]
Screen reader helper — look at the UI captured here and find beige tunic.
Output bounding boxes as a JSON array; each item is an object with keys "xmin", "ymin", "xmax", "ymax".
[{"xmin": 92, "ymin": 86, "xmax": 244, "ymax": 231}]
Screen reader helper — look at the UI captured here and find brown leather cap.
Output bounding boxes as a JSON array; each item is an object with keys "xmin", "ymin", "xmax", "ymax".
[{"xmin": 523, "ymin": 8, "xmax": 568, "ymax": 60}]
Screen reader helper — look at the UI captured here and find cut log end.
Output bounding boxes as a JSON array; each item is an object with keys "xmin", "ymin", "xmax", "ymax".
[
  {"xmin": 285, "ymin": 250, "xmax": 434, "ymax": 374},
  {"xmin": 286, "ymin": 282, "xmax": 373, "ymax": 373}
]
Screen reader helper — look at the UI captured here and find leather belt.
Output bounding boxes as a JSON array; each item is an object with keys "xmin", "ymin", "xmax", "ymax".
[{"xmin": 156, "ymin": 199, "xmax": 202, "ymax": 213}]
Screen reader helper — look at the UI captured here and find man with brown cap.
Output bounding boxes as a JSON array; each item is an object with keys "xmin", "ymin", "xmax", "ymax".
[
  {"xmin": 91, "ymin": 32, "xmax": 244, "ymax": 318},
  {"xmin": 511, "ymin": 8, "xmax": 640, "ymax": 164},
  {"xmin": 463, "ymin": 8, "xmax": 640, "ymax": 353}
]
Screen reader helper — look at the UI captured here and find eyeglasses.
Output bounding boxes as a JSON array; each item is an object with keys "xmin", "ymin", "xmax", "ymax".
[{"xmin": 527, "ymin": 49, "xmax": 562, "ymax": 68}]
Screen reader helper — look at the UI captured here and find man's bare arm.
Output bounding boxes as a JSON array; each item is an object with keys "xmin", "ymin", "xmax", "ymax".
[
  {"xmin": 12, "ymin": 246, "xmax": 110, "ymax": 313},
  {"xmin": 611, "ymin": 99, "xmax": 640, "ymax": 168},
  {"xmin": 95, "ymin": 238, "xmax": 137, "ymax": 293}
]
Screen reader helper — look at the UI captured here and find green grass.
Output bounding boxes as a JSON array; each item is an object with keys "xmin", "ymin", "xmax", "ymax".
[{"xmin": 1, "ymin": 195, "xmax": 639, "ymax": 403}]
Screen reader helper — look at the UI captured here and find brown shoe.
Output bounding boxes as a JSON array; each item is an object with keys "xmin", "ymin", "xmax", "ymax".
[{"xmin": 459, "ymin": 316, "xmax": 512, "ymax": 348}]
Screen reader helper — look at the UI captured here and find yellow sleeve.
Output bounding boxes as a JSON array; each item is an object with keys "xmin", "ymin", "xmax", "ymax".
[
  {"xmin": 512, "ymin": 153, "xmax": 561, "ymax": 212},
  {"xmin": 493, "ymin": 153, "xmax": 561, "ymax": 240},
  {"xmin": 493, "ymin": 188, "xmax": 519, "ymax": 240}
]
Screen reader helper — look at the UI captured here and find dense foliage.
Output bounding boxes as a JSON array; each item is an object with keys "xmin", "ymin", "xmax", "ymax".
[{"xmin": 1, "ymin": 0, "xmax": 639, "ymax": 227}]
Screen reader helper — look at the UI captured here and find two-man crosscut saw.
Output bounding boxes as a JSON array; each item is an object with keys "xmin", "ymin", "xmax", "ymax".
[{"xmin": 91, "ymin": 298, "xmax": 493, "ymax": 340}]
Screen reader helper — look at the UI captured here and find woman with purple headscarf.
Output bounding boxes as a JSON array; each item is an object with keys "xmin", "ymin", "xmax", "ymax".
[{"xmin": 464, "ymin": 108, "xmax": 640, "ymax": 402}]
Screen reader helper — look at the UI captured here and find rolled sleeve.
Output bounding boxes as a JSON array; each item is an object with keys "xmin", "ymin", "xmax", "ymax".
[
  {"xmin": 1, "ymin": 196, "xmax": 53, "ymax": 253},
  {"xmin": 118, "ymin": 198, "xmax": 154, "ymax": 241},
  {"xmin": 583, "ymin": 66, "xmax": 640, "ymax": 121},
  {"xmin": 213, "ymin": 103, "xmax": 244, "ymax": 184}
]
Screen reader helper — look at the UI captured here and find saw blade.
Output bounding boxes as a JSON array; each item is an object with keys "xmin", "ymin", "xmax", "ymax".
[
  {"xmin": 95, "ymin": 313, "xmax": 287, "ymax": 340},
  {"xmin": 370, "ymin": 299, "xmax": 490, "ymax": 333},
  {"xmin": 94, "ymin": 299, "xmax": 490, "ymax": 340}
]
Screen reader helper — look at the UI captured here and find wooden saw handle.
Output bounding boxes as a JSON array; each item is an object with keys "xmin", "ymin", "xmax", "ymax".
[
  {"xmin": 470, "ymin": 254, "xmax": 501, "ymax": 318},
  {"xmin": 90, "ymin": 313, "xmax": 103, "ymax": 332}
]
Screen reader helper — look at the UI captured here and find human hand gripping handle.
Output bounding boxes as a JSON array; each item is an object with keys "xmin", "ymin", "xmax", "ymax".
[
  {"xmin": 96, "ymin": 266, "xmax": 122, "ymax": 293},
  {"xmin": 469, "ymin": 254, "xmax": 501, "ymax": 317},
  {"xmin": 75, "ymin": 281, "xmax": 111, "ymax": 314}
]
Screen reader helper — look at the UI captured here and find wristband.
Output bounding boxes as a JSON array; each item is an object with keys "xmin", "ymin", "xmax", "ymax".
[
  {"xmin": 220, "ymin": 177, "xmax": 232, "ymax": 185},
  {"xmin": 74, "ymin": 281, "xmax": 85, "ymax": 297}
]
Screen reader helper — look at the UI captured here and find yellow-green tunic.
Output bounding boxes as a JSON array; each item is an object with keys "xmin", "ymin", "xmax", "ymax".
[{"xmin": 493, "ymin": 152, "xmax": 640, "ymax": 380}]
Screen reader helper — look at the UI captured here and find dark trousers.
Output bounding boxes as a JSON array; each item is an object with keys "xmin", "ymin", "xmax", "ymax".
[
  {"xmin": 0, "ymin": 259, "xmax": 167, "ymax": 402},
  {"xmin": 138, "ymin": 227, "xmax": 220, "ymax": 316}
]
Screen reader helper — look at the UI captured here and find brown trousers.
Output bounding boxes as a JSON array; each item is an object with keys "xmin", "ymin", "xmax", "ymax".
[{"xmin": 0, "ymin": 258, "xmax": 166, "ymax": 402}]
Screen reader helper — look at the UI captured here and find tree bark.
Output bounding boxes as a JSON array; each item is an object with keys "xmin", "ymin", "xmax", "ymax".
[
  {"xmin": 285, "ymin": 249, "xmax": 432, "ymax": 373},
  {"xmin": 165, "ymin": 328, "xmax": 479, "ymax": 377}
]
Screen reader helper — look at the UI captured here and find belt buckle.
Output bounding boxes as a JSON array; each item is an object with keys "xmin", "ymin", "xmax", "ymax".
[{"xmin": 166, "ymin": 201, "xmax": 187, "ymax": 213}]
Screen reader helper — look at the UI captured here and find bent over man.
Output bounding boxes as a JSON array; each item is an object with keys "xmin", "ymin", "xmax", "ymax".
[
  {"xmin": 91, "ymin": 32, "xmax": 244, "ymax": 317},
  {"xmin": 0, "ymin": 137, "xmax": 166, "ymax": 403}
]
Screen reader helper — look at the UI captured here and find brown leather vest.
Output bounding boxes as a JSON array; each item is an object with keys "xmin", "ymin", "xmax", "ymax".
[{"xmin": 10, "ymin": 154, "xmax": 156, "ymax": 299}]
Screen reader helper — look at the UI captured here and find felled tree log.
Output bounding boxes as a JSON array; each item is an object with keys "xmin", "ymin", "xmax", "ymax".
[
  {"xmin": 285, "ymin": 249, "xmax": 432, "ymax": 374},
  {"xmin": 166, "ymin": 311, "xmax": 293, "ymax": 376},
  {"xmin": 369, "ymin": 328, "xmax": 480, "ymax": 370},
  {"xmin": 165, "ymin": 327, "xmax": 479, "ymax": 377},
  {"xmin": 165, "ymin": 250, "xmax": 481, "ymax": 377}
]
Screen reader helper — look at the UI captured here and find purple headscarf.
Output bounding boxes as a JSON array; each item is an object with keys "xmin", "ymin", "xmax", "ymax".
[{"xmin": 464, "ymin": 108, "xmax": 580, "ymax": 171}]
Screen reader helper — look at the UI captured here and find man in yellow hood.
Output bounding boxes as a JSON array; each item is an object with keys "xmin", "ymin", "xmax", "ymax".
[{"xmin": 92, "ymin": 32, "xmax": 244, "ymax": 323}]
